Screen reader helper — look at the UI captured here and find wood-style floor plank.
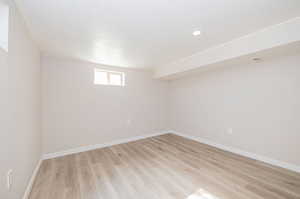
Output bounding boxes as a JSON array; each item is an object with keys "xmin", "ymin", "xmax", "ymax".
[{"xmin": 29, "ymin": 134, "xmax": 300, "ymax": 199}]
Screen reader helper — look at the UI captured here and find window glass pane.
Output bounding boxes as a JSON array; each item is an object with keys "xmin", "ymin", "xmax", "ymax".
[
  {"xmin": 94, "ymin": 68, "xmax": 125, "ymax": 86},
  {"xmin": 94, "ymin": 70, "xmax": 108, "ymax": 85},
  {"xmin": 0, "ymin": 1, "xmax": 9, "ymax": 52},
  {"xmin": 109, "ymin": 73, "xmax": 122, "ymax": 86}
]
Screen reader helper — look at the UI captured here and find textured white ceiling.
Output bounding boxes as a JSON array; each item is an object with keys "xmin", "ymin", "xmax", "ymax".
[{"xmin": 14, "ymin": 0, "xmax": 300, "ymax": 69}]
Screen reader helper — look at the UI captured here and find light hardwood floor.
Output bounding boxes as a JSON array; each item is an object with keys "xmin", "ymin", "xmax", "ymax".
[{"xmin": 29, "ymin": 134, "xmax": 300, "ymax": 199}]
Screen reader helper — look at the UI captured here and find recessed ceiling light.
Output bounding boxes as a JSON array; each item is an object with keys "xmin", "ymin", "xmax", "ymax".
[
  {"xmin": 193, "ymin": 30, "xmax": 201, "ymax": 36},
  {"xmin": 253, "ymin": 58, "xmax": 262, "ymax": 62}
]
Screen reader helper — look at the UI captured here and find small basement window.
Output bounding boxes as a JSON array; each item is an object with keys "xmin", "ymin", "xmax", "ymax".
[
  {"xmin": 94, "ymin": 68, "xmax": 125, "ymax": 86},
  {"xmin": 0, "ymin": 1, "xmax": 9, "ymax": 52}
]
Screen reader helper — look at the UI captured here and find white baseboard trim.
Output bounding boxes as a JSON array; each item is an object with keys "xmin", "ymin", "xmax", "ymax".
[
  {"xmin": 170, "ymin": 131, "xmax": 300, "ymax": 174},
  {"xmin": 43, "ymin": 131, "xmax": 170, "ymax": 160},
  {"xmin": 23, "ymin": 158, "xmax": 43, "ymax": 199},
  {"xmin": 42, "ymin": 130, "xmax": 300, "ymax": 173}
]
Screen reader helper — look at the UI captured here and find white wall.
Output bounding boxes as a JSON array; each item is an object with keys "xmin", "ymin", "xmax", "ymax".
[
  {"xmin": 0, "ymin": 1, "xmax": 41, "ymax": 199},
  {"xmin": 42, "ymin": 57, "xmax": 169, "ymax": 154},
  {"xmin": 169, "ymin": 53, "xmax": 300, "ymax": 166}
]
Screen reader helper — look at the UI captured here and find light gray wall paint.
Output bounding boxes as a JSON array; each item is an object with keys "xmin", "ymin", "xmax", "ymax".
[
  {"xmin": 0, "ymin": 1, "xmax": 299, "ymax": 198},
  {"xmin": 42, "ymin": 53, "xmax": 300, "ymax": 168},
  {"xmin": 169, "ymin": 53, "xmax": 300, "ymax": 166},
  {"xmin": 0, "ymin": 1, "xmax": 41, "ymax": 199},
  {"xmin": 42, "ymin": 57, "xmax": 169, "ymax": 154}
]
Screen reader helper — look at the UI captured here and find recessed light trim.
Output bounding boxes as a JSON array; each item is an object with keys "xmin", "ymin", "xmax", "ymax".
[
  {"xmin": 193, "ymin": 30, "xmax": 201, "ymax": 36},
  {"xmin": 253, "ymin": 58, "xmax": 262, "ymax": 62}
]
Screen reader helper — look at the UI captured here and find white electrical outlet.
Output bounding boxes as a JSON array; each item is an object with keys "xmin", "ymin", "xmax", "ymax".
[
  {"xmin": 7, "ymin": 169, "xmax": 13, "ymax": 190},
  {"xmin": 227, "ymin": 128, "xmax": 233, "ymax": 134}
]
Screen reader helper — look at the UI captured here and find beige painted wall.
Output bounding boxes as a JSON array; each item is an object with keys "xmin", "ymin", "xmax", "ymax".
[
  {"xmin": 42, "ymin": 57, "xmax": 169, "ymax": 154},
  {"xmin": 0, "ymin": 1, "xmax": 41, "ymax": 199},
  {"xmin": 169, "ymin": 53, "xmax": 300, "ymax": 166}
]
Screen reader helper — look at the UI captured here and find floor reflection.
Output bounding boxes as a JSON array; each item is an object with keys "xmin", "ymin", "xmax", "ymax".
[{"xmin": 187, "ymin": 189, "xmax": 220, "ymax": 199}]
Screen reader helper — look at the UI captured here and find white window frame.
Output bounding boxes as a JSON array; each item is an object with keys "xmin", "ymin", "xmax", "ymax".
[{"xmin": 94, "ymin": 68, "xmax": 125, "ymax": 86}]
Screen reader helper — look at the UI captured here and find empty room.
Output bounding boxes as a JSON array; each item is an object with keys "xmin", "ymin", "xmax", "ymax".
[{"xmin": 1, "ymin": 0, "xmax": 300, "ymax": 198}]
